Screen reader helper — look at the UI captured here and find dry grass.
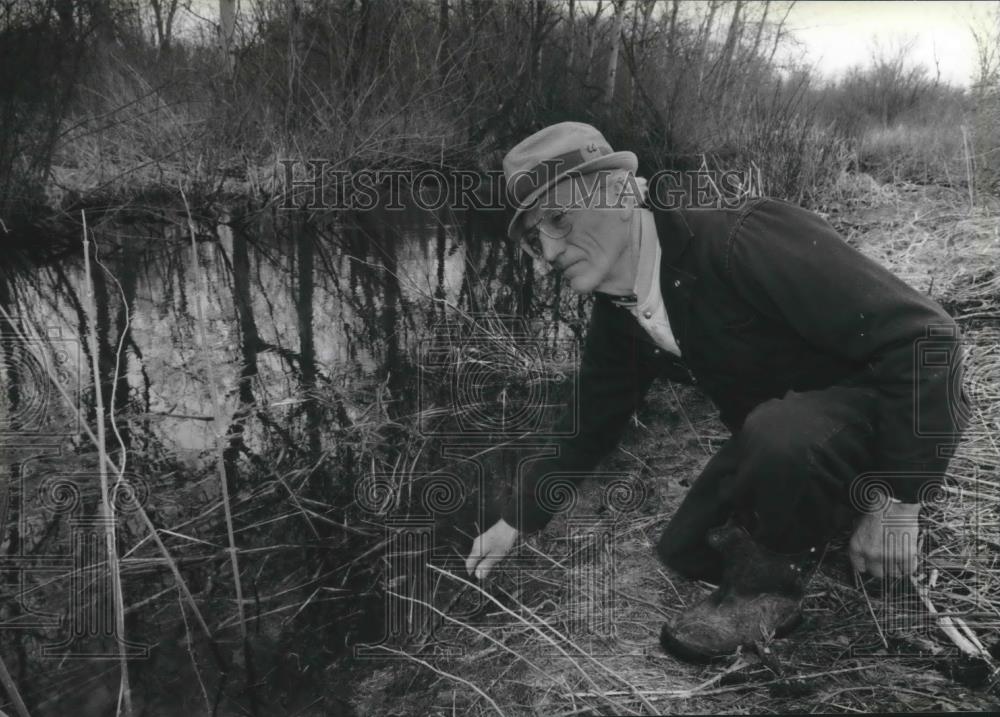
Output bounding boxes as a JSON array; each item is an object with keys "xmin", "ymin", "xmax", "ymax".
[
  {"xmin": 843, "ymin": 181, "xmax": 1000, "ymax": 675},
  {"xmin": 858, "ymin": 124, "xmax": 967, "ymax": 185},
  {"xmin": 353, "ymin": 179, "xmax": 1000, "ymax": 716}
]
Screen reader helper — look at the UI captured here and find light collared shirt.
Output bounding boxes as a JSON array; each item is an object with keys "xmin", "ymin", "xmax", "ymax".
[{"xmin": 629, "ymin": 209, "xmax": 682, "ymax": 356}]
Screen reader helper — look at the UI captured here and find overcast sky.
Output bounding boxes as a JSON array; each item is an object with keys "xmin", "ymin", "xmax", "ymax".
[
  {"xmin": 189, "ymin": 1, "xmax": 998, "ymax": 87},
  {"xmin": 782, "ymin": 0, "xmax": 998, "ymax": 86}
]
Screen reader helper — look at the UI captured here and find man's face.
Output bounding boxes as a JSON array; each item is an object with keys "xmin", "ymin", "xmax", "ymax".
[{"xmin": 520, "ymin": 175, "xmax": 632, "ymax": 295}]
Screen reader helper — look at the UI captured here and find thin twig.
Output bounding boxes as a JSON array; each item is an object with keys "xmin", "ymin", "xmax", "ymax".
[
  {"xmin": 0, "ymin": 306, "xmax": 222, "ymax": 666},
  {"xmin": 386, "ymin": 589, "xmax": 551, "ymax": 680},
  {"xmin": 374, "ymin": 645, "xmax": 508, "ymax": 716},
  {"xmin": 855, "ymin": 573, "xmax": 888, "ymax": 650},
  {"xmin": 667, "ymin": 382, "xmax": 710, "ymax": 456},
  {"xmin": 566, "ymin": 664, "xmax": 875, "ymax": 702},
  {"xmin": 910, "ymin": 574, "xmax": 990, "ymax": 659},
  {"xmin": 177, "ymin": 591, "xmax": 212, "ymax": 714},
  {"xmin": 428, "ymin": 566, "xmax": 648, "ymax": 716},
  {"xmin": 179, "ymin": 182, "xmax": 254, "ymax": 711},
  {"xmin": 0, "ymin": 650, "xmax": 30, "ymax": 717},
  {"xmin": 82, "ymin": 211, "xmax": 133, "ymax": 717}
]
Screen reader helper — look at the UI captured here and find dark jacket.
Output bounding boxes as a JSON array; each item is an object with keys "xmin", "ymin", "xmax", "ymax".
[{"xmin": 502, "ymin": 198, "xmax": 965, "ymax": 533}]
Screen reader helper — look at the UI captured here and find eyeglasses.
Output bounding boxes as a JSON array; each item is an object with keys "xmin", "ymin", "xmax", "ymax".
[{"xmin": 519, "ymin": 202, "xmax": 582, "ymax": 262}]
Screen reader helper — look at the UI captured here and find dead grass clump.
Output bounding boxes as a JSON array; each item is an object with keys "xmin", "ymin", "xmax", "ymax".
[
  {"xmin": 827, "ymin": 170, "xmax": 893, "ymax": 209},
  {"xmin": 859, "ymin": 123, "xmax": 966, "ymax": 186},
  {"xmin": 838, "ymin": 181, "xmax": 999, "ymax": 304},
  {"xmin": 843, "ymin": 181, "xmax": 1000, "ymax": 684}
]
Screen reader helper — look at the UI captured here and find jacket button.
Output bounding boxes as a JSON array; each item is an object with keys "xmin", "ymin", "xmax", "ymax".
[
  {"xmin": 674, "ymin": 279, "xmax": 681, "ymax": 287},
  {"xmin": 653, "ymin": 349, "xmax": 661, "ymax": 355},
  {"xmin": 643, "ymin": 311, "xmax": 652, "ymax": 319}
]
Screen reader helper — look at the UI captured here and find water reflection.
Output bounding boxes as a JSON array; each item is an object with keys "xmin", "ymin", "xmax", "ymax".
[
  {"xmin": 0, "ymin": 196, "xmax": 601, "ymax": 712},
  {"xmin": 2, "ymin": 200, "xmax": 577, "ymax": 458}
]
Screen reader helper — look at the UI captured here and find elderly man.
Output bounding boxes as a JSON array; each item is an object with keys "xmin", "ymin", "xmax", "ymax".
[{"xmin": 464, "ymin": 122, "xmax": 965, "ymax": 661}]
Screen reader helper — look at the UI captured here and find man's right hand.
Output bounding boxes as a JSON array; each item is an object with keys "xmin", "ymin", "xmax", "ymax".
[{"xmin": 465, "ymin": 518, "xmax": 519, "ymax": 580}]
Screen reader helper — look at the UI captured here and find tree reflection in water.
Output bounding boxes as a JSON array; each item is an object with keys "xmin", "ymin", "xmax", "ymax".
[{"xmin": 0, "ymin": 198, "xmax": 587, "ymax": 713}]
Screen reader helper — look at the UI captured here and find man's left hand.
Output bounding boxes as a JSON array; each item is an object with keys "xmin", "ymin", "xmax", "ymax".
[{"xmin": 849, "ymin": 501, "xmax": 921, "ymax": 578}]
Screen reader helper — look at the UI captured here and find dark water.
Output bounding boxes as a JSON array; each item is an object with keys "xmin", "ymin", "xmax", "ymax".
[
  {"xmin": 0, "ymin": 200, "xmax": 590, "ymax": 714},
  {"xmin": 4, "ymin": 202, "xmax": 585, "ymax": 450}
]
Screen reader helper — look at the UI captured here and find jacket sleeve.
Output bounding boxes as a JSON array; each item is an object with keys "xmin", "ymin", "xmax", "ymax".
[
  {"xmin": 726, "ymin": 199, "xmax": 966, "ymax": 503},
  {"xmin": 501, "ymin": 298, "xmax": 660, "ymax": 532}
]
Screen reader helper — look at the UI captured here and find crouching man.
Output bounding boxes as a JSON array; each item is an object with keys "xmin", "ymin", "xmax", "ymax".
[{"xmin": 464, "ymin": 122, "xmax": 967, "ymax": 662}]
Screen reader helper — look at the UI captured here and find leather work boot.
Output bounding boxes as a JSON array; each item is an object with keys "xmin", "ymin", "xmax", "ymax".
[{"xmin": 659, "ymin": 524, "xmax": 811, "ymax": 662}]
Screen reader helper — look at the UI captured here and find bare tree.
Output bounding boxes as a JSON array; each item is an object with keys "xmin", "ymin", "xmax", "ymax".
[
  {"xmin": 624, "ymin": 0, "xmax": 656, "ymax": 116},
  {"xmin": 150, "ymin": 0, "xmax": 184, "ymax": 52},
  {"xmin": 286, "ymin": 1, "xmax": 301, "ymax": 126},
  {"xmin": 970, "ymin": 1, "xmax": 1000, "ymax": 89},
  {"xmin": 566, "ymin": 0, "xmax": 576, "ymax": 71},
  {"xmin": 438, "ymin": 0, "xmax": 450, "ymax": 84},
  {"xmin": 582, "ymin": 0, "xmax": 605, "ymax": 87},
  {"xmin": 666, "ymin": 0, "xmax": 680, "ymax": 60},
  {"xmin": 717, "ymin": 0, "xmax": 744, "ymax": 94},
  {"xmin": 602, "ymin": 0, "xmax": 625, "ymax": 109},
  {"xmin": 867, "ymin": 36, "xmax": 933, "ymax": 126},
  {"xmin": 969, "ymin": 1, "xmax": 1000, "ymax": 198},
  {"xmin": 696, "ymin": 0, "xmax": 720, "ymax": 98},
  {"xmin": 219, "ymin": 0, "xmax": 237, "ymax": 76},
  {"xmin": 767, "ymin": 1, "xmax": 795, "ymax": 66},
  {"xmin": 750, "ymin": 0, "xmax": 770, "ymax": 60},
  {"xmin": 530, "ymin": 0, "xmax": 546, "ymax": 87}
]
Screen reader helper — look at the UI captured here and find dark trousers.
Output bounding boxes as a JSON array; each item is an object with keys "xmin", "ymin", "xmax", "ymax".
[{"xmin": 657, "ymin": 385, "xmax": 878, "ymax": 582}]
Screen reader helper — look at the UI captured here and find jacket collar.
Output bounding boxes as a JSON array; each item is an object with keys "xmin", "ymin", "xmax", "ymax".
[
  {"xmin": 650, "ymin": 208, "xmax": 696, "ymax": 352},
  {"xmin": 652, "ymin": 208, "xmax": 695, "ymax": 267}
]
